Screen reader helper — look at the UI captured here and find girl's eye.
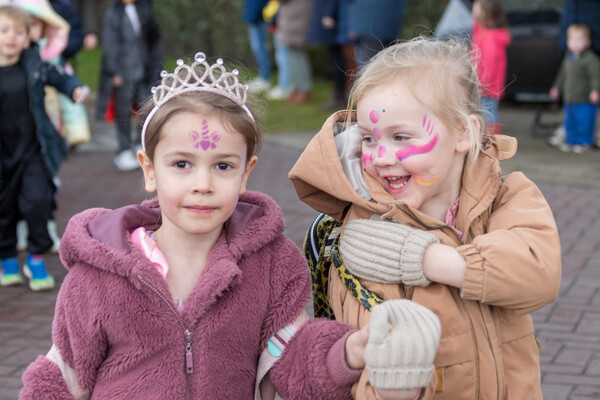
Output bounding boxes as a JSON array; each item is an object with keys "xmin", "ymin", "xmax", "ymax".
[
  {"xmin": 173, "ymin": 161, "xmax": 190, "ymax": 169},
  {"xmin": 394, "ymin": 134, "xmax": 409, "ymax": 142},
  {"xmin": 216, "ymin": 162, "xmax": 232, "ymax": 171},
  {"xmin": 361, "ymin": 135, "xmax": 376, "ymax": 144}
]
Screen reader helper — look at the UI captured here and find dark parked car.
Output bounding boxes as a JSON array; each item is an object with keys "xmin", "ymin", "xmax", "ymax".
[{"xmin": 503, "ymin": 0, "xmax": 564, "ymax": 102}]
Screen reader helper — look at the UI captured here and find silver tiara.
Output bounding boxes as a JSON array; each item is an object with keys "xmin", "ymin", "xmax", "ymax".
[{"xmin": 141, "ymin": 52, "xmax": 253, "ymax": 151}]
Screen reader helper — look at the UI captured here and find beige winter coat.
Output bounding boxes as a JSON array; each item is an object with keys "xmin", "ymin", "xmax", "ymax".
[{"xmin": 289, "ymin": 111, "xmax": 561, "ymax": 399}]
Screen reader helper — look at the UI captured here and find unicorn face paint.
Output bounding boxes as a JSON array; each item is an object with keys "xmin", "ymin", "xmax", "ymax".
[
  {"xmin": 190, "ymin": 119, "xmax": 220, "ymax": 151},
  {"xmin": 356, "ymin": 80, "xmax": 468, "ymax": 212}
]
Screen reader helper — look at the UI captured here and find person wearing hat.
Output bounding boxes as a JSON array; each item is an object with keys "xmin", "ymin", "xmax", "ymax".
[{"xmin": 0, "ymin": 5, "xmax": 88, "ymax": 291}]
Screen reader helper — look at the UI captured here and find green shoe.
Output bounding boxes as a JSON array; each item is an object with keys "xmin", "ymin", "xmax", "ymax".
[
  {"xmin": 0, "ymin": 257, "xmax": 24, "ymax": 286},
  {"xmin": 23, "ymin": 255, "xmax": 55, "ymax": 291}
]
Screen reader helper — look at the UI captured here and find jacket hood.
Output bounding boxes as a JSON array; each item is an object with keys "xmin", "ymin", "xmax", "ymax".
[
  {"xmin": 59, "ymin": 191, "xmax": 286, "ymax": 279},
  {"xmin": 289, "ymin": 110, "xmax": 518, "ymax": 223}
]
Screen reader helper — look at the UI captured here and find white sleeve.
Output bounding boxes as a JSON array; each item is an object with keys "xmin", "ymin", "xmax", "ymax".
[{"xmin": 46, "ymin": 345, "xmax": 91, "ymax": 400}]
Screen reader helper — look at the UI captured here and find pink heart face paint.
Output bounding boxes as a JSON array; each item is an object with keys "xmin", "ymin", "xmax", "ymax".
[
  {"xmin": 190, "ymin": 119, "xmax": 220, "ymax": 151},
  {"xmin": 394, "ymin": 133, "xmax": 438, "ymax": 161},
  {"xmin": 362, "ymin": 152, "xmax": 373, "ymax": 166}
]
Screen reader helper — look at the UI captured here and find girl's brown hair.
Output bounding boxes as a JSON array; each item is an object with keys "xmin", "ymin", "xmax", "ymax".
[
  {"xmin": 347, "ymin": 37, "xmax": 486, "ymax": 168},
  {"xmin": 138, "ymin": 91, "xmax": 262, "ymax": 163},
  {"xmin": 476, "ymin": 0, "xmax": 508, "ymax": 29}
]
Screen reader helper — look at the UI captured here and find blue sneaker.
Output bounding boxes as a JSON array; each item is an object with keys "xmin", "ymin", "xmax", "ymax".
[
  {"xmin": 23, "ymin": 254, "xmax": 55, "ymax": 291},
  {"xmin": 1, "ymin": 257, "xmax": 24, "ymax": 286}
]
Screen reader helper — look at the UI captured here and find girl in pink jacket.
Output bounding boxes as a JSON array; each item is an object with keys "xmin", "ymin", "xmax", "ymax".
[
  {"xmin": 20, "ymin": 53, "xmax": 366, "ymax": 399},
  {"xmin": 471, "ymin": 0, "xmax": 511, "ymax": 135}
]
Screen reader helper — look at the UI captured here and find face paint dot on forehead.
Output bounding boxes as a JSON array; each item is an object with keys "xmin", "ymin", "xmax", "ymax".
[
  {"xmin": 369, "ymin": 110, "xmax": 380, "ymax": 124},
  {"xmin": 373, "ymin": 126, "xmax": 382, "ymax": 140}
]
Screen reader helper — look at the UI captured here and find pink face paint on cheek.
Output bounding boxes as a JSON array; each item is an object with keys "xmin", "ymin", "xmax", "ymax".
[
  {"xmin": 394, "ymin": 133, "xmax": 438, "ymax": 161},
  {"xmin": 361, "ymin": 152, "xmax": 373, "ymax": 166},
  {"xmin": 422, "ymin": 114, "xmax": 435, "ymax": 136},
  {"xmin": 369, "ymin": 110, "xmax": 380, "ymax": 124},
  {"xmin": 372, "ymin": 126, "xmax": 382, "ymax": 140},
  {"xmin": 377, "ymin": 144, "xmax": 387, "ymax": 158},
  {"xmin": 414, "ymin": 168, "xmax": 440, "ymax": 186},
  {"xmin": 190, "ymin": 119, "xmax": 220, "ymax": 151}
]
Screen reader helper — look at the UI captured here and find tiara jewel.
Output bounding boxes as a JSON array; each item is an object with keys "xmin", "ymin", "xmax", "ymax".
[{"xmin": 142, "ymin": 52, "xmax": 253, "ymax": 151}]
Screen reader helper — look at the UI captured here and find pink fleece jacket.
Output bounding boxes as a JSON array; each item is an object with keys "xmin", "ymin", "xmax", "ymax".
[{"xmin": 21, "ymin": 191, "xmax": 360, "ymax": 399}]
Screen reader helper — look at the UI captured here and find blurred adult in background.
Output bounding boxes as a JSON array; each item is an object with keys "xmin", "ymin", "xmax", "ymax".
[
  {"xmin": 49, "ymin": 0, "xmax": 83, "ymax": 65},
  {"xmin": 243, "ymin": 0, "xmax": 272, "ymax": 93},
  {"xmin": 276, "ymin": 0, "xmax": 314, "ymax": 104},
  {"xmin": 308, "ymin": 0, "xmax": 356, "ymax": 111},
  {"xmin": 97, "ymin": 0, "xmax": 162, "ymax": 171},
  {"xmin": 265, "ymin": 0, "xmax": 292, "ymax": 100},
  {"xmin": 349, "ymin": 0, "xmax": 407, "ymax": 68}
]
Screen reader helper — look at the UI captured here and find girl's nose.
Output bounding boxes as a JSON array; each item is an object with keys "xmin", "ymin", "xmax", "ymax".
[
  {"xmin": 192, "ymin": 170, "xmax": 213, "ymax": 193},
  {"xmin": 373, "ymin": 144, "xmax": 397, "ymax": 167}
]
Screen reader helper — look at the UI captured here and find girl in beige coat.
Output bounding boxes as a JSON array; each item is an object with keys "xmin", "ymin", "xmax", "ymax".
[{"xmin": 289, "ymin": 38, "xmax": 561, "ymax": 399}]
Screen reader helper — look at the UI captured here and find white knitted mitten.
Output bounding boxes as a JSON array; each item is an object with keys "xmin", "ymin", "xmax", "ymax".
[
  {"xmin": 366, "ymin": 299, "xmax": 441, "ymax": 390},
  {"xmin": 339, "ymin": 219, "xmax": 439, "ymax": 286}
]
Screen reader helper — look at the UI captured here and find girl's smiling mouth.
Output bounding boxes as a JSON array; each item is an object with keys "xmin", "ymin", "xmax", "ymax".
[{"xmin": 385, "ymin": 175, "xmax": 410, "ymax": 193}]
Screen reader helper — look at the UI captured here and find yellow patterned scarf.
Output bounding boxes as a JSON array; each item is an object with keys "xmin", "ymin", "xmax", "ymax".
[{"xmin": 304, "ymin": 214, "xmax": 383, "ymax": 319}]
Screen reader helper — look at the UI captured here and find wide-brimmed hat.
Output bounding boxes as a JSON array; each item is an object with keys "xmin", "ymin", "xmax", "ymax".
[{"xmin": 14, "ymin": 0, "xmax": 69, "ymax": 29}]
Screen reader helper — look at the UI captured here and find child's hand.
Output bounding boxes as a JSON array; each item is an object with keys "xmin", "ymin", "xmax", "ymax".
[
  {"xmin": 590, "ymin": 90, "xmax": 599, "ymax": 104},
  {"xmin": 113, "ymin": 75, "xmax": 123, "ymax": 87},
  {"xmin": 549, "ymin": 87, "xmax": 560, "ymax": 100},
  {"xmin": 422, "ymin": 243, "xmax": 466, "ymax": 289},
  {"xmin": 322, "ymin": 16, "xmax": 336, "ymax": 29},
  {"xmin": 345, "ymin": 324, "xmax": 369, "ymax": 369},
  {"xmin": 72, "ymin": 86, "xmax": 90, "ymax": 104}
]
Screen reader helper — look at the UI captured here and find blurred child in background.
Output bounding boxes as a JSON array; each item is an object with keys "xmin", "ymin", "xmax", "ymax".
[
  {"xmin": 550, "ymin": 23, "xmax": 600, "ymax": 153},
  {"xmin": 471, "ymin": 0, "xmax": 511, "ymax": 135},
  {"xmin": 0, "ymin": 5, "xmax": 87, "ymax": 291}
]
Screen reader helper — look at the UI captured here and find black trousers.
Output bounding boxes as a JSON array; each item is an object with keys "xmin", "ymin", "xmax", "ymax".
[
  {"xmin": 0, "ymin": 153, "xmax": 54, "ymax": 259},
  {"xmin": 113, "ymin": 78, "xmax": 149, "ymax": 153}
]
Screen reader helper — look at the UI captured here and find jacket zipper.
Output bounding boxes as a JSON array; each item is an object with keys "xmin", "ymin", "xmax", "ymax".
[
  {"xmin": 137, "ymin": 276, "xmax": 194, "ymax": 374},
  {"xmin": 403, "ymin": 206, "xmax": 484, "ymax": 397}
]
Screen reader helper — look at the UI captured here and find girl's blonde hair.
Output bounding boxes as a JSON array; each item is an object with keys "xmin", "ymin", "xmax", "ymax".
[
  {"xmin": 347, "ymin": 37, "xmax": 486, "ymax": 167},
  {"xmin": 138, "ymin": 91, "xmax": 262, "ymax": 163},
  {"xmin": 0, "ymin": 5, "xmax": 31, "ymax": 32}
]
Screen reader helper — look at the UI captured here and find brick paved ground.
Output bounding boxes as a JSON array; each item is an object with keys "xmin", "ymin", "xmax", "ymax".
[{"xmin": 1, "ymin": 105, "xmax": 599, "ymax": 399}]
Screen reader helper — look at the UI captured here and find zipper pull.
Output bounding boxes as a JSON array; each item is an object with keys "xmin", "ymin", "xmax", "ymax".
[{"xmin": 185, "ymin": 330, "xmax": 193, "ymax": 374}]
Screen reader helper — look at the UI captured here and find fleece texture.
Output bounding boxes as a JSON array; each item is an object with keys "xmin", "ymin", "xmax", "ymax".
[{"xmin": 21, "ymin": 191, "xmax": 356, "ymax": 399}]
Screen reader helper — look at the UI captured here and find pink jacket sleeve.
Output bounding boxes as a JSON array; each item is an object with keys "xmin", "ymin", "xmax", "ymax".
[
  {"xmin": 263, "ymin": 236, "xmax": 361, "ymax": 399},
  {"xmin": 20, "ymin": 356, "xmax": 74, "ymax": 399},
  {"xmin": 21, "ymin": 268, "xmax": 108, "ymax": 398}
]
